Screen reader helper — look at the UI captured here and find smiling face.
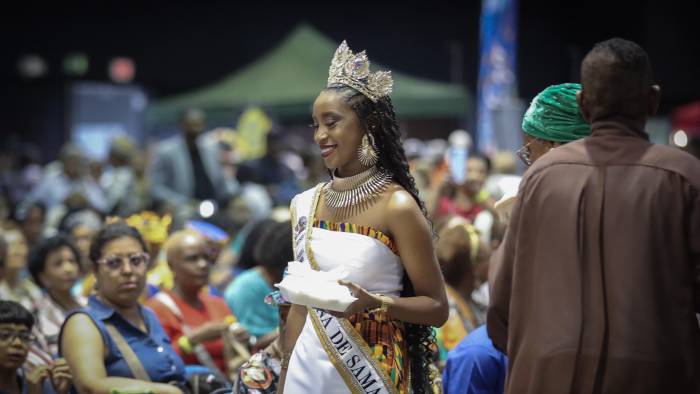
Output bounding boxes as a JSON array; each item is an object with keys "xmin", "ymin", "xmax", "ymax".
[{"xmin": 312, "ymin": 90, "xmax": 367, "ymax": 177}]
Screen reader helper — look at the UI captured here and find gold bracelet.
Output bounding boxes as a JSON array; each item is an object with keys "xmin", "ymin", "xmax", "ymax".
[{"xmin": 369, "ymin": 294, "xmax": 391, "ymax": 315}]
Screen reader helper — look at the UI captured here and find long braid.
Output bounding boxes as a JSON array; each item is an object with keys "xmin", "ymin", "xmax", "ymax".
[{"xmin": 326, "ymin": 85, "xmax": 437, "ymax": 393}]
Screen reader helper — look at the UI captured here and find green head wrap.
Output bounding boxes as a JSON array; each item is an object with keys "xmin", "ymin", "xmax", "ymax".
[{"xmin": 522, "ymin": 83, "xmax": 590, "ymax": 143}]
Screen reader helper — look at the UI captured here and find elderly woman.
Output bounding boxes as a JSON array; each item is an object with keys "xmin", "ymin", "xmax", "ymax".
[
  {"xmin": 59, "ymin": 208, "xmax": 104, "ymax": 298},
  {"xmin": 146, "ymin": 229, "xmax": 238, "ymax": 377},
  {"xmin": 60, "ymin": 221, "xmax": 186, "ymax": 394},
  {"xmin": 494, "ymin": 83, "xmax": 592, "ymax": 225},
  {"xmin": 516, "ymin": 83, "xmax": 591, "ymax": 166},
  {"xmin": 0, "ymin": 229, "xmax": 42, "ymax": 314},
  {"xmin": 27, "ymin": 234, "xmax": 86, "ymax": 356}
]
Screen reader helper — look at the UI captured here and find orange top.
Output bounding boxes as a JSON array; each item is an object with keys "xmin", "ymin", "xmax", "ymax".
[{"xmin": 146, "ymin": 289, "xmax": 234, "ymax": 373}]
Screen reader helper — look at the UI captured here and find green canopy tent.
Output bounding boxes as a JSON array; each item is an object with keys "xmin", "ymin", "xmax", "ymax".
[{"xmin": 146, "ymin": 24, "xmax": 471, "ymax": 128}]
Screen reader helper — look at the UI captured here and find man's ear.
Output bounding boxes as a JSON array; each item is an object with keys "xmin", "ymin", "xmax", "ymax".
[
  {"xmin": 648, "ymin": 85, "xmax": 661, "ymax": 117},
  {"xmin": 576, "ymin": 90, "xmax": 592, "ymax": 122}
]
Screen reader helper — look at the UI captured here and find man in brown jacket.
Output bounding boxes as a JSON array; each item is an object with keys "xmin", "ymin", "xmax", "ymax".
[{"xmin": 488, "ymin": 38, "xmax": 700, "ymax": 393}]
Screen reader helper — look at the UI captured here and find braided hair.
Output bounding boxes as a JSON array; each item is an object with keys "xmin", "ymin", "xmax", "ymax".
[{"xmin": 325, "ymin": 84, "xmax": 437, "ymax": 393}]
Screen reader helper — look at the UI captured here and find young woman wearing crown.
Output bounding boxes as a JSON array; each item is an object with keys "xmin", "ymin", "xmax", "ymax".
[{"xmin": 277, "ymin": 41, "xmax": 448, "ymax": 394}]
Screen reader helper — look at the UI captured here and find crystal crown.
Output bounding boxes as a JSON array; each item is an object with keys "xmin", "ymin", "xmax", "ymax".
[{"xmin": 327, "ymin": 40, "xmax": 393, "ymax": 102}]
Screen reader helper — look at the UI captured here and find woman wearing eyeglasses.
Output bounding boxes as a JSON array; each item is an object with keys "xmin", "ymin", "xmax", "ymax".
[
  {"xmin": 516, "ymin": 83, "xmax": 591, "ymax": 167},
  {"xmin": 0, "ymin": 300, "xmax": 71, "ymax": 394},
  {"xmin": 492, "ymin": 83, "xmax": 591, "ymax": 280},
  {"xmin": 496, "ymin": 83, "xmax": 592, "ymax": 224},
  {"xmin": 59, "ymin": 221, "xmax": 186, "ymax": 394}
]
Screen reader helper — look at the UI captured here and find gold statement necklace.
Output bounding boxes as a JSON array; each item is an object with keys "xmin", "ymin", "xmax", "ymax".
[{"xmin": 322, "ymin": 166, "xmax": 391, "ymax": 219}]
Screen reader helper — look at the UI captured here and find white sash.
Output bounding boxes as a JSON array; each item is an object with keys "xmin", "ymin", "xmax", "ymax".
[{"xmin": 291, "ymin": 185, "xmax": 397, "ymax": 394}]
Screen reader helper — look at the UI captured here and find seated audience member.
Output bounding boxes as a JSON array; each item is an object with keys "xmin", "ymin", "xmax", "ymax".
[
  {"xmin": 60, "ymin": 221, "xmax": 186, "ymax": 394},
  {"xmin": 59, "ymin": 208, "xmax": 103, "ymax": 298},
  {"xmin": 435, "ymin": 217, "xmax": 488, "ymax": 362},
  {"xmin": 23, "ymin": 143, "xmax": 107, "ymax": 215},
  {"xmin": 0, "ymin": 229, "xmax": 42, "ymax": 313},
  {"xmin": 147, "ymin": 230, "xmax": 241, "ymax": 376},
  {"xmin": 442, "ymin": 325, "xmax": 507, "ymax": 394},
  {"xmin": 27, "ymin": 234, "xmax": 86, "ymax": 356},
  {"xmin": 14, "ymin": 202, "xmax": 46, "ymax": 252},
  {"xmin": 224, "ymin": 221, "xmax": 291, "ymax": 340},
  {"xmin": 0, "ymin": 300, "xmax": 71, "ymax": 394}
]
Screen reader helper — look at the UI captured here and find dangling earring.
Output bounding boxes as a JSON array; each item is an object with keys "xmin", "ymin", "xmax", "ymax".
[{"xmin": 358, "ymin": 133, "xmax": 379, "ymax": 167}]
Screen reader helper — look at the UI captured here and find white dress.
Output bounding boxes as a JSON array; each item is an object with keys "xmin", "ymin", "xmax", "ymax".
[{"xmin": 284, "ymin": 190, "xmax": 404, "ymax": 394}]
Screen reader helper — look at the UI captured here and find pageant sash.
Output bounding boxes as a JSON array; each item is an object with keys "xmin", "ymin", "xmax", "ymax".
[{"xmin": 291, "ymin": 185, "xmax": 397, "ymax": 394}]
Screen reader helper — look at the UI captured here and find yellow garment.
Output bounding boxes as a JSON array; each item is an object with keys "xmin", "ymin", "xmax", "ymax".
[
  {"xmin": 79, "ymin": 274, "xmax": 97, "ymax": 297},
  {"xmin": 474, "ymin": 189, "xmax": 491, "ymax": 204},
  {"xmin": 146, "ymin": 256, "xmax": 174, "ymax": 291},
  {"xmin": 437, "ymin": 286, "xmax": 478, "ymax": 353},
  {"xmin": 125, "ymin": 212, "xmax": 171, "ymax": 245}
]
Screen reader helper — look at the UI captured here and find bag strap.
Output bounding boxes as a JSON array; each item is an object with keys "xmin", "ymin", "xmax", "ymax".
[
  {"xmin": 154, "ymin": 292, "xmax": 187, "ymax": 331},
  {"xmin": 105, "ymin": 323, "xmax": 151, "ymax": 382}
]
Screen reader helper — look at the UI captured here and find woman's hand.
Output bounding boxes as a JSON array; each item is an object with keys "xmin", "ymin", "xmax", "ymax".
[
  {"xmin": 26, "ymin": 365, "xmax": 49, "ymax": 394},
  {"xmin": 334, "ymin": 280, "xmax": 381, "ymax": 318},
  {"xmin": 188, "ymin": 321, "xmax": 230, "ymax": 345},
  {"xmin": 49, "ymin": 358, "xmax": 73, "ymax": 394},
  {"xmin": 224, "ymin": 322, "xmax": 251, "ymax": 345}
]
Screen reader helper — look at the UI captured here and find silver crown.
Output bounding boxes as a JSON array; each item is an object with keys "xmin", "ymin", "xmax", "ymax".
[{"xmin": 327, "ymin": 40, "xmax": 393, "ymax": 102}]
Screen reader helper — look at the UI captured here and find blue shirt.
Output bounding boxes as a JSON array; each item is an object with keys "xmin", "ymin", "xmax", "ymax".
[
  {"xmin": 60, "ymin": 296, "xmax": 186, "ymax": 385},
  {"xmin": 442, "ymin": 325, "xmax": 508, "ymax": 394},
  {"xmin": 224, "ymin": 268, "xmax": 278, "ymax": 337}
]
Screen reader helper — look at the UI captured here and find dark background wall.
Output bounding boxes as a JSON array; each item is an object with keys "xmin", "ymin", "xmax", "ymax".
[{"xmin": 1, "ymin": 0, "xmax": 698, "ymax": 157}]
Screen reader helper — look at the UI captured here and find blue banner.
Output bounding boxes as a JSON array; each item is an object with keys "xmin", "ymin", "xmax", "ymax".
[{"xmin": 476, "ymin": 0, "xmax": 518, "ymax": 154}]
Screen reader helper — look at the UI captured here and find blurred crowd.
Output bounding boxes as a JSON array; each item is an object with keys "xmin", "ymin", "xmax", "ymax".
[{"xmin": 0, "ymin": 107, "xmax": 519, "ymax": 393}]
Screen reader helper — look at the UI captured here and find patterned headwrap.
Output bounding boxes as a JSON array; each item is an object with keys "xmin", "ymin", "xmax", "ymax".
[{"xmin": 522, "ymin": 83, "xmax": 591, "ymax": 143}]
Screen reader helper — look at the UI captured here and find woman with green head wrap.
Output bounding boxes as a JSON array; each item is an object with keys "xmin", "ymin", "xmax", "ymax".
[{"xmin": 517, "ymin": 83, "xmax": 591, "ymax": 166}]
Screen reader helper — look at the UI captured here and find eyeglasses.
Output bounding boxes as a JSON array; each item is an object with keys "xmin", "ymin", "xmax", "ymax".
[
  {"xmin": 515, "ymin": 140, "xmax": 534, "ymax": 167},
  {"xmin": 0, "ymin": 330, "xmax": 36, "ymax": 344},
  {"xmin": 97, "ymin": 252, "xmax": 150, "ymax": 271}
]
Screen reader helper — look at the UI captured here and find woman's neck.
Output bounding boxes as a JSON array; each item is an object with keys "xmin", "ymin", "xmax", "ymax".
[
  {"xmin": 48, "ymin": 288, "xmax": 79, "ymax": 311},
  {"xmin": 0, "ymin": 368, "xmax": 19, "ymax": 394},
  {"xmin": 172, "ymin": 283, "xmax": 202, "ymax": 309},
  {"xmin": 3, "ymin": 269, "xmax": 21, "ymax": 288},
  {"xmin": 335, "ymin": 163, "xmax": 370, "ymax": 178},
  {"xmin": 97, "ymin": 294, "xmax": 142, "ymax": 327},
  {"xmin": 256, "ymin": 266, "xmax": 282, "ymax": 288}
]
